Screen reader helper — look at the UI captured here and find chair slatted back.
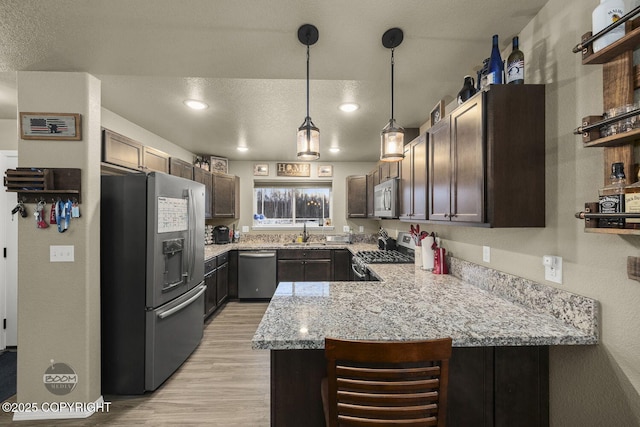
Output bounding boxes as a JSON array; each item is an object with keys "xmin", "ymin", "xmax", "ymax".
[{"xmin": 323, "ymin": 337, "xmax": 452, "ymax": 427}]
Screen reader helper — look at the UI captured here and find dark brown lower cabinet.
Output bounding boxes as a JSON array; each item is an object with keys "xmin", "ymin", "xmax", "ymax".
[
  {"xmin": 270, "ymin": 346, "xmax": 549, "ymax": 427},
  {"xmin": 215, "ymin": 261, "xmax": 228, "ymax": 305},
  {"xmin": 204, "ymin": 268, "xmax": 217, "ymax": 318},
  {"xmin": 277, "ymin": 250, "xmax": 333, "ymax": 282},
  {"xmin": 227, "ymin": 250, "xmax": 238, "ymax": 299},
  {"xmin": 332, "ymin": 249, "xmax": 352, "ymax": 281}
]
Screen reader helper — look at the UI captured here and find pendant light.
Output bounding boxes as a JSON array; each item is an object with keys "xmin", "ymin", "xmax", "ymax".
[
  {"xmin": 297, "ymin": 24, "xmax": 320, "ymax": 161},
  {"xmin": 380, "ymin": 28, "xmax": 405, "ymax": 162}
]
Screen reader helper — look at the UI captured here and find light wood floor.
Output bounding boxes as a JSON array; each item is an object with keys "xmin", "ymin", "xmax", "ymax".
[{"xmin": 0, "ymin": 301, "xmax": 271, "ymax": 426}]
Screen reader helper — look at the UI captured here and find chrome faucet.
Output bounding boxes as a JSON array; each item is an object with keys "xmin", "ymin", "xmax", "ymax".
[{"xmin": 302, "ymin": 223, "xmax": 310, "ymax": 242}]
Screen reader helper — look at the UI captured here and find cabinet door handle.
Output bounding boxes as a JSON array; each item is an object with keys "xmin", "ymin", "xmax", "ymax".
[{"xmin": 444, "ymin": 213, "xmax": 450, "ymax": 218}]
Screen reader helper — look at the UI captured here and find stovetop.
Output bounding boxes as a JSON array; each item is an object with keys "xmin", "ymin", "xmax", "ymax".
[{"xmin": 354, "ymin": 250, "xmax": 414, "ymax": 264}]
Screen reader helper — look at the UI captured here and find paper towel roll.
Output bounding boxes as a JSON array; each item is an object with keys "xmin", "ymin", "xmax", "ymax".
[{"xmin": 421, "ymin": 236, "xmax": 435, "ymax": 270}]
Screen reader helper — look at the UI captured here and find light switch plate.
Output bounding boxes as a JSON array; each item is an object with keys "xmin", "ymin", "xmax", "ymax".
[
  {"xmin": 343, "ymin": 226, "xmax": 350, "ymax": 232},
  {"xmin": 358, "ymin": 226, "xmax": 364, "ymax": 233},
  {"xmin": 543, "ymin": 255, "xmax": 562, "ymax": 284},
  {"xmin": 50, "ymin": 245, "xmax": 74, "ymax": 262},
  {"xmin": 482, "ymin": 246, "xmax": 490, "ymax": 263},
  {"xmin": 242, "ymin": 226, "xmax": 249, "ymax": 233}
]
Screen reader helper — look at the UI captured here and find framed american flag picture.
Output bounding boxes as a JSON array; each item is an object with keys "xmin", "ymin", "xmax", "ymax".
[{"xmin": 20, "ymin": 112, "xmax": 82, "ymax": 140}]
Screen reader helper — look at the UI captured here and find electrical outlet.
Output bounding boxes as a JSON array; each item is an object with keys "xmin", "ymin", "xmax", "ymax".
[
  {"xmin": 242, "ymin": 226, "xmax": 249, "ymax": 233},
  {"xmin": 50, "ymin": 245, "xmax": 74, "ymax": 262},
  {"xmin": 358, "ymin": 226, "xmax": 364, "ymax": 233},
  {"xmin": 543, "ymin": 255, "xmax": 563, "ymax": 284},
  {"xmin": 482, "ymin": 246, "xmax": 490, "ymax": 263},
  {"xmin": 343, "ymin": 225, "xmax": 350, "ymax": 232}
]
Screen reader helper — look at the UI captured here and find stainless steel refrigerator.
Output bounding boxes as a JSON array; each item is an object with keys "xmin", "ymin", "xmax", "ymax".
[{"xmin": 101, "ymin": 172, "xmax": 205, "ymax": 394}]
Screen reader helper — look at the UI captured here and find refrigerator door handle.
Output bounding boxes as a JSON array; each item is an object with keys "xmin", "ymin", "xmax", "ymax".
[
  {"xmin": 188, "ymin": 187, "xmax": 195, "ymax": 282},
  {"xmin": 157, "ymin": 285, "xmax": 205, "ymax": 320}
]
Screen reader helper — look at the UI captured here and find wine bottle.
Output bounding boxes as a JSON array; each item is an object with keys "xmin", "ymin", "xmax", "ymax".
[
  {"xmin": 487, "ymin": 34, "xmax": 503, "ymax": 85},
  {"xmin": 506, "ymin": 36, "xmax": 524, "ymax": 84}
]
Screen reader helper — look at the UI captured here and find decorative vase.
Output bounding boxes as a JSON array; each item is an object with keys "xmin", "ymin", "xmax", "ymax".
[{"xmin": 457, "ymin": 75, "xmax": 477, "ymax": 105}]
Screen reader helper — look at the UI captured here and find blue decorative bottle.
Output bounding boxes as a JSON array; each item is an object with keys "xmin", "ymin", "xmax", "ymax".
[{"xmin": 487, "ymin": 34, "xmax": 503, "ymax": 85}]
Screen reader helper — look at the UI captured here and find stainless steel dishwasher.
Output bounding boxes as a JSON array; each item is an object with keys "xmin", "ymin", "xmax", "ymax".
[{"xmin": 238, "ymin": 250, "xmax": 277, "ymax": 299}]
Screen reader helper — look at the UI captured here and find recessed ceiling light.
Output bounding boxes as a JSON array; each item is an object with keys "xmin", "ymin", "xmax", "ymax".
[
  {"xmin": 183, "ymin": 99, "xmax": 209, "ymax": 110},
  {"xmin": 329, "ymin": 147, "xmax": 340, "ymax": 153},
  {"xmin": 339, "ymin": 102, "xmax": 359, "ymax": 113},
  {"xmin": 237, "ymin": 146, "xmax": 249, "ymax": 152}
]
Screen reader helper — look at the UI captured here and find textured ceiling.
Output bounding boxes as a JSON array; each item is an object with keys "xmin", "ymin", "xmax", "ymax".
[{"xmin": 0, "ymin": 0, "xmax": 547, "ymax": 161}]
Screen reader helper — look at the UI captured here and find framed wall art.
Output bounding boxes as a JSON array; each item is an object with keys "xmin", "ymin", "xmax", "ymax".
[
  {"xmin": 253, "ymin": 163, "xmax": 269, "ymax": 176},
  {"xmin": 429, "ymin": 100, "xmax": 445, "ymax": 125},
  {"xmin": 276, "ymin": 162, "xmax": 310, "ymax": 177},
  {"xmin": 318, "ymin": 165, "xmax": 333, "ymax": 177},
  {"xmin": 209, "ymin": 156, "xmax": 228, "ymax": 174},
  {"xmin": 20, "ymin": 112, "xmax": 82, "ymax": 140}
]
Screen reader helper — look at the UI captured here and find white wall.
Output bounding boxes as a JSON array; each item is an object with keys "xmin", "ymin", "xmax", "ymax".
[
  {"xmin": 382, "ymin": 0, "xmax": 640, "ymax": 424},
  {"xmin": 0, "ymin": 119, "xmax": 17, "ymax": 150}
]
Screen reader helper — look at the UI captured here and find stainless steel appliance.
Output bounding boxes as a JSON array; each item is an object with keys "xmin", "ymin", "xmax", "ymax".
[
  {"xmin": 374, "ymin": 178, "xmax": 399, "ymax": 218},
  {"xmin": 238, "ymin": 251, "xmax": 277, "ymax": 299},
  {"xmin": 352, "ymin": 231, "xmax": 415, "ymax": 280},
  {"xmin": 101, "ymin": 172, "xmax": 205, "ymax": 394}
]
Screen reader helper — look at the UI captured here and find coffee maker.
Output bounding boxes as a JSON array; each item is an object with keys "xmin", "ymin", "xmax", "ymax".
[{"xmin": 213, "ymin": 225, "xmax": 230, "ymax": 244}]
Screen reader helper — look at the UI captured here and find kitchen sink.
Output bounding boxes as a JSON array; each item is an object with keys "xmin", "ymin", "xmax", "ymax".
[{"xmin": 283, "ymin": 242, "xmax": 327, "ymax": 246}]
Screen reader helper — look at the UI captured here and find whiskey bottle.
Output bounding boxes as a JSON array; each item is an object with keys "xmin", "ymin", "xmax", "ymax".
[
  {"xmin": 598, "ymin": 162, "xmax": 625, "ymax": 228},
  {"xmin": 625, "ymin": 166, "xmax": 640, "ymax": 229}
]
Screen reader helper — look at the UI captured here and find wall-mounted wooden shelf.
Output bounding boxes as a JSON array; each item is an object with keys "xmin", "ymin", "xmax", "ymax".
[
  {"xmin": 582, "ymin": 127, "xmax": 640, "ymax": 148},
  {"xmin": 585, "ymin": 228, "xmax": 640, "ymax": 235},
  {"xmin": 582, "ymin": 18, "xmax": 640, "ymax": 64},
  {"xmin": 4, "ymin": 168, "xmax": 81, "ymax": 203}
]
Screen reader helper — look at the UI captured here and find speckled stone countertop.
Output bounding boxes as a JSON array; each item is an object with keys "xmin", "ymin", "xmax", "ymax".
[
  {"xmin": 203, "ymin": 241, "xmax": 598, "ymax": 349},
  {"xmin": 249, "ymin": 253, "xmax": 599, "ymax": 350}
]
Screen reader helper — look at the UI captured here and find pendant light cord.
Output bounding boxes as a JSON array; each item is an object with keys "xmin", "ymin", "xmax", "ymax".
[
  {"xmin": 390, "ymin": 47, "xmax": 395, "ymax": 121},
  {"xmin": 306, "ymin": 42, "xmax": 310, "ymax": 119}
]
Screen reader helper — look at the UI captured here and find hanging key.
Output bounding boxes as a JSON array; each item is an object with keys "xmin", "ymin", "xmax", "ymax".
[
  {"xmin": 35, "ymin": 201, "xmax": 49, "ymax": 228},
  {"xmin": 11, "ymin": 201, "xmax": 27, "ymax": 220}
]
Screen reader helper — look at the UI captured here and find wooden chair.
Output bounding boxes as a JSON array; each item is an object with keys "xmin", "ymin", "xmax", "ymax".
[{"xmin": 321, "ymin": 337, "xmax": 452, "ymax": 427}]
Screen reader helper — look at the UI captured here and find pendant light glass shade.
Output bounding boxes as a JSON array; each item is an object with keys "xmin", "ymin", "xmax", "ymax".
[
  {"xmin": 380, "ymin": 118, "xmax": 405, "ymax": 162},
  {"xmin": 380, "ymin": 28, "xmax": 405, "ymax": 162},
  {"xmin": 297, "ymin": 24, "xmax": 320, "ymax": 161},
  {"xmin": 297, "ymin": 116, "xmax": 320, "ymax": 160}
]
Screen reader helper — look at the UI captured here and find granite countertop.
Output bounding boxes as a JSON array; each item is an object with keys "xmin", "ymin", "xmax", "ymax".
[
  {"xmin": 203, "ymin": 242, "xmax": 599, "ymax": 350},
  {"xmin": 249, "ymin": 256, "xmax": 599, "ymax": 350}
]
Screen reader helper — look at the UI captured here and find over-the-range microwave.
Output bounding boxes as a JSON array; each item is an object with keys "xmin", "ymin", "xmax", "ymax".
[{"xmin": 374, "ymin": 178, "xmax": 399, "ymax": 218}]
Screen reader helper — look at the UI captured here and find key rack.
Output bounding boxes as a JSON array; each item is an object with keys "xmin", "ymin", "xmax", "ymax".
[{"xmin": 3, "ymin": 168, "xmax": 81, "ymax": 204}]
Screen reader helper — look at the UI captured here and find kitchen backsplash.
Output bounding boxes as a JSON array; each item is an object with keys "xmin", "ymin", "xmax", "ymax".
[
  {"xmin": 225, "ymin": 232, "xmax": 377, "ymax": 245},
  {"xmin": 448, "ymin": 256, "xmax": 599, "ymax": 338}
]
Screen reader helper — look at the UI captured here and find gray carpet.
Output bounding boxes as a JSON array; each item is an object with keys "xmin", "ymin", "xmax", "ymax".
[{"xmin": 0, "ymin": 351, "xmax": 17, "ymax": 402}]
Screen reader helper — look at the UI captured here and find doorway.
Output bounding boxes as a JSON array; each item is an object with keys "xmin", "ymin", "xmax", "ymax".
[{"xmin": 0, "ymin": 150, "xmax": 18, "ymax": 350}]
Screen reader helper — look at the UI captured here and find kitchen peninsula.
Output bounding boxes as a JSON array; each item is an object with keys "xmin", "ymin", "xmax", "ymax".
[{"xmin": 251, "ymin": 254, "xmax": 598, "ymax": 426}]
